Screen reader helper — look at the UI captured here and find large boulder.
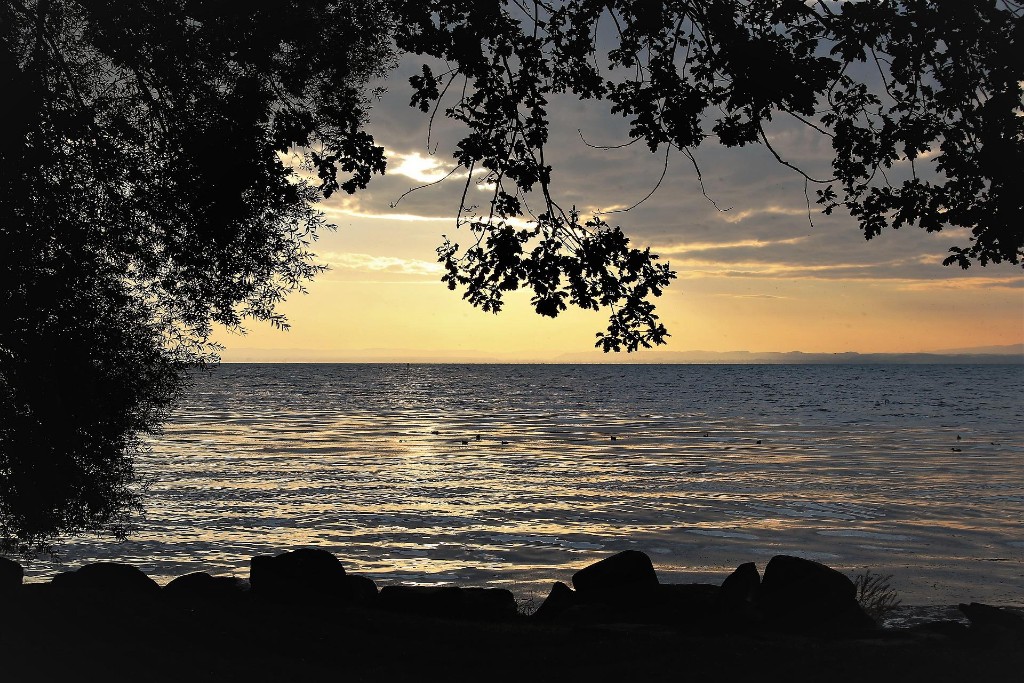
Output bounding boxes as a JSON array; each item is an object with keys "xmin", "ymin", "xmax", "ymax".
[
  {"xmin": 249, "ymin": 548, "xmax": 346, "ymax": 602},
  {"xmin": 379, "ymin": 585, "xmax": 461, "ymax": 617},
  {"xmin": 345, "ymin": 574, "xmax": 379, "ymax": 606},
  {"xmin": 462, "ymin": 587, "xmax": 518, "ymax": 619},
  {"xmin": 0, "ymin": 556, "xmax": 23, "ymax": 593},
  {"xmin": 164, "ymin": 572, "xmax": 248, "ymax": 601},
  {"xmin": 537, "ymin": 554, "xmax": 713, "ymax": 625},
  {"xmin": 759, "ymin": 555, "xmax": 854, "ymax": 603},
  {"xmin": 959, "ymin": 603, "xmax": 1024, "ymax": 633},
  {"xmin": 50, "ymin": 563, "xmax": 161, "ymax": 599},
  {"xmin": 532, "ymin": 581, "xmax": 579, "ymax": 621},
  {"xmin": 378, "ymin": 585, "xmax": 517, "ymax": 621},
  {"xmin": 571, "ymin": 550, "xmax": 659, "ymax": 605},
  {"xmin": 756, "ymin": 555, "xmax": 874, "ymax": 632},
  {"xmin": 714, "ymin": 561, "xmax": 763, "ymax": 631},
  {"xmin": 534, "ymin": 579, "xmax": 694, "ymax": 625},
  {"xmin": 718, "ymin": 562, "xmax": 760, "ymax": 607}
]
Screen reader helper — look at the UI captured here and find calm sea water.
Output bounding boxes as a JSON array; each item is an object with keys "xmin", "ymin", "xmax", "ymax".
[{"xmin": 24, "ymin": 363, "xmax": 1024, "ymax": 607}]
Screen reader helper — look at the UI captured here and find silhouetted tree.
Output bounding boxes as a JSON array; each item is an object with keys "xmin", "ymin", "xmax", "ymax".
[
  {"xmin": 1, "ymin": 0, "xmax": 393, "ymax": 550},
  {"xmin": 0, "ymin": 253, "xmax": 181, "ymax": 551},
  {"xmin": 395, "ymin": 0, "xmax": 1022, "ymax": 351}
]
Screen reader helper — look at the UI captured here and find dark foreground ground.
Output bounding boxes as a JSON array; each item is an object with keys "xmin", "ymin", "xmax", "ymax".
[{"xmin": 2, "ymin": 589, "xmax": 1021, "ymax": 683}]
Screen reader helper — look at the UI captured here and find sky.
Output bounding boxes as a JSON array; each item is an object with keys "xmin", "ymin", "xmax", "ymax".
[{"xmin": 215, "ymin": 54, "xmax": 1024, "ymax": 362}]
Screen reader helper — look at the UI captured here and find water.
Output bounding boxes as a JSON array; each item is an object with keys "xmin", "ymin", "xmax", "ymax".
[{"xmin": 23, "ymin": 364, "xmax": 1024, "ymax": 607}]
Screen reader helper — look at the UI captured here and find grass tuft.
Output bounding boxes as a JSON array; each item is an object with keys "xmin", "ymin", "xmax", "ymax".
[{"xmin": 854, "ymin": 571, "xmax": 902, "ymax": 623}]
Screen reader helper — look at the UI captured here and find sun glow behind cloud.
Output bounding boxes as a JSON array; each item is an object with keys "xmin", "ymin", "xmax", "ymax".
[{"xmin": 386, "ymin": 149, "xmax": 456, "ymax": 183}]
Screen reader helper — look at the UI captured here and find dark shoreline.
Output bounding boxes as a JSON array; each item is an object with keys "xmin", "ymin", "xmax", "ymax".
[
  {"xmin": 4, "ymin": 595, "xmax": 1022, "ymax": 682},
  {"xmin": 3, "ymin": 550, "xmax": 1022, "ymax": 681}
]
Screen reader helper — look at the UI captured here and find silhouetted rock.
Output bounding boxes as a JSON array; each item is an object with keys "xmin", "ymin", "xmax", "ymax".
[
  {"xmin": 379, "ymin": 585, "xmax": 517, "ymax": 620},
  {"xmin": 713, "ymin": 561, "xmax": 762, "ymax": 630},
  {"xmin": 50, "ymin": 562, "xmax": 160, "ymax": 599},
  {"xmin": 718, "ymin": 562, "xmax": 760, "ymax": 607},
  {"xmin": 249, "ymin": 548, "xmax": 346, "ymax": 602},
  {"xmin": 535, "ymin": 572, "xmax": 716, "ymax": 626},
  {"xmin": 571, "ymin": 550, "xmax": 659, "ymax": 605},
  {"xmin": 959, "ymin": 603, "xmax": 1024, "ymax": 632},
  {"xmin": 533, "ymin": 581, "xmax": 579, "ymax": 620},
  {"xmin": 164, "ymin": 572, "xmax": 248, "ymax": 600},
  {"xmin": 380, "ymin": 585, "xmax": 461, "ymax": 617},
  {"xmin": 760, "ymin": 555, "xmax": 853, "ymax": 602},
  {"xmin": 756, "ymin": 555, "xmax": 874, "ymax": 633},
  {"xmin": 462, "ymin": 587, "xmax": 517, "ymax": 619},
  {"xmin": 0, "ymin": 557, "xmax": 23, "ymax": 592},
  {"xmin": 345, "ymin": 574, "xmax": 379, "ymax": 606}
]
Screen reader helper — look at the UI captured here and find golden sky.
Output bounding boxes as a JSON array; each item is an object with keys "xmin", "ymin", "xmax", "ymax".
[{"xmin": 215, "ymin": 63, "xmax": 1024, "ymax": 362}]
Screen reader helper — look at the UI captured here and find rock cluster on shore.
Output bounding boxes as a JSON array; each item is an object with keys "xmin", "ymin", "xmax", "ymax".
[
  {"xmin": 2, "ymin": 549, "xmax": 1022, "ymax": 639},
  {"xmin": 532, "ymin": 550, "xmax": 877, "ymax": 634}
]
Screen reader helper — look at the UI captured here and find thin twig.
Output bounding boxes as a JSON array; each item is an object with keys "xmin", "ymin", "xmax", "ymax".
[
  {"xmin": 600, "ymin": 143, "xmax": 671, "ymax": 215},
  {"xmin": 758, "ymin": 123, "xmax": 836, "ymax": 184},
  {"xmin": 578, "ymin": 129, "xmax": 641, "ymax": 150},
  {"xmin": 389, "ymin": 166, "xmax": 462, "ymax": 209},
  {"xmin": 680, "ymin": 145, "xmax": 730, "ymax": 212}
]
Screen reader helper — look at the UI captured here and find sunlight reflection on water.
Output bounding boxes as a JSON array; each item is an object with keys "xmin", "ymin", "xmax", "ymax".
[{"xmin": 23, "ymin": 363, "xmax": 1024, "ymax": 606}]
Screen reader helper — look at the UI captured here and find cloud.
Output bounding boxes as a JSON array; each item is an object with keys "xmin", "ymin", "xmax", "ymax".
[
  {"xmin": 716, "ymin": 205, "xmax": 813, "ymax": 224},
  {"xmin": 671, "ymin": 254, "xmax": 1024, "ymax": 287},
  {"xmin": 893, "ymin": 276, "xmax": 1024, "ymax": 291},
  {"xmin": 653, "ymin": 236, "xmax": 809, "ymax": 254},
  {"xmin": 672, "ymin": 258, "xmax": 884, "ymax": 279},
  {"xmin": 323, "ymin": 201, "xmax": 450, "ymax": 224},
  {"xmin": 318, "ymin": 251, "xmax": 444, "ymax": 276}
]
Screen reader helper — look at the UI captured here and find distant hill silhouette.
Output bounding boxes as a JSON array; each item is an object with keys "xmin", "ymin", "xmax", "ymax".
[
  {"xmin": 216, "ymin": 345, "xmax": 1024, "ymax": 364},
  {"xmin": 553, "ymin": 348, "xmax": 1024, "ymax": 365},
  {"xmin": 929, "ymin": 344, "xmax": 1024, "ymax": 356}
]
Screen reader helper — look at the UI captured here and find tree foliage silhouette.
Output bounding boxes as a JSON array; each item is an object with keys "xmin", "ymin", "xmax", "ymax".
[
  {"xmin": 2, "ymin": 0, "xmax": 1020, "ymax": 549},
  {"xmin": 1, "ymin": 0, "xmax": 393, "ymax": 550},
  {"xmin": 395, "ymin": 0, "xmax": 1021, "ymax": 351}
]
